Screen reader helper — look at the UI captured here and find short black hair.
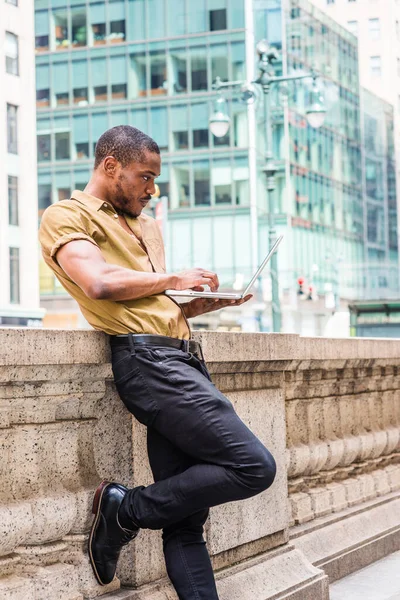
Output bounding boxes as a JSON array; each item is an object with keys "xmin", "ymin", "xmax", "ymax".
[{"xmin": 94, "ymin": 125, "xmax": 160, "ymax": 169}]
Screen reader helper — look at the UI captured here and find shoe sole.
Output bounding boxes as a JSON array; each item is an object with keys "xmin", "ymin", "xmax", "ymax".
[{"xmin": 88, "ymin": 480, "xmax": 112, "ymax": 586}]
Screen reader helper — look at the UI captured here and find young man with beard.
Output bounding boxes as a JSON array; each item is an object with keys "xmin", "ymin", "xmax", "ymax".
[{"xmin": 39, "ymin": 126, "xmax": 276, "ymax": 600}]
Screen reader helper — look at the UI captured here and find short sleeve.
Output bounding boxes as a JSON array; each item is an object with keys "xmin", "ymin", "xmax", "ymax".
[{"xmin": 39, "ymin": 202, "xmax": 99, "ymax": 265}]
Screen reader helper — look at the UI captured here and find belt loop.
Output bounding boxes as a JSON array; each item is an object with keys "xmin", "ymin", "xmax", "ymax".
[{"xmin": 128, "ymin": 333, "xmax": 136, "ymax": 357}]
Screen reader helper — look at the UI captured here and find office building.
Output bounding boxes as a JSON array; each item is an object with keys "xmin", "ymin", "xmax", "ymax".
[
  {"xmin": 35, "ymin": 0, "xmax": 398, "ymax": 334},
  {"xmin": 1, "ymin": 0, "xmax": 43, "ymax": 327}
]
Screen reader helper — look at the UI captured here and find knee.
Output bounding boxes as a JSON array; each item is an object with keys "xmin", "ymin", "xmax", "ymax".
[{"xmin": 245, "ymin": 448, "xmax": 277, "ymax": 494}]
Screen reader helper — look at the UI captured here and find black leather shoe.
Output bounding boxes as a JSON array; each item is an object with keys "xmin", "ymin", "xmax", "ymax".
[{"xmin": 88, "ymin": 481, "xmax": 139, "ymax": 586}]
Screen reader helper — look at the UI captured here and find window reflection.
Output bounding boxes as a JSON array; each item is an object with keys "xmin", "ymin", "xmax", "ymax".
[
  {"xmin": 171, "ymin": 50, "xmax": 187, "ymax": 94},
  {"xmin": 54, "ymin": 10, "xmax": 69, "ymax": 50},
  {"xmin": 211, "ymin": 44, "xmax": 229, "ymax": 83},
  {"xmin": 191, "ymin": 48, "xmax": 207, "ymax": 91},
  {"xmin": 55, "ymin": 132, "xmax": 70, "ymax": 160},
  {"xmin": 172, "ymin": 165, "xmax": 190, "ymax": 208},
  {"xmin": 72, "ymin": 7, "xmax": 87, "ymax": 47},
  {"xmin": 130, "ymin": 52, "xmax": 147, "ymax": 97},
  {"xmin": 37, "ymin": 134, "xmax": 51, "ymax": 161},
  {"xmin": 194, "ymin": 162, "xmax": 210, "ymax": 206},
  {"xmin": 150, "ymin": 52, "xmax": 167, "ymax": 95}
]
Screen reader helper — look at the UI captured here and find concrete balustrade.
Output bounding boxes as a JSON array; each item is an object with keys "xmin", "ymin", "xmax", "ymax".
[{"xmin": 0, "ymin": 329, "xmax": 399, "ymax": 599}]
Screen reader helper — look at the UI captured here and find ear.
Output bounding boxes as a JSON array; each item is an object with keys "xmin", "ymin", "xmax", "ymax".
[{"xmin": 103, "ymin": 156, "xmax": 119, "ymax": 177}]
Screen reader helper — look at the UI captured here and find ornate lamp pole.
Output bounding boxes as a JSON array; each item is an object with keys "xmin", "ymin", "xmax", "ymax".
[{"xmin": 209, "ymin": 40, "xmax": 327, "ymax": 332}]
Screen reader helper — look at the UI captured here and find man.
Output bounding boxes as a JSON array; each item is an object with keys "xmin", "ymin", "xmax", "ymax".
[{"xmin": 39, "ymin": 126, "xmax": 276, "ymax": 600}]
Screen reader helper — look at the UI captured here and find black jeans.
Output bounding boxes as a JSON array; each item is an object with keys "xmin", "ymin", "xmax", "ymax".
[{"xmin": 110, "ymin": 337, "xmax": 276, "ymax": 600}]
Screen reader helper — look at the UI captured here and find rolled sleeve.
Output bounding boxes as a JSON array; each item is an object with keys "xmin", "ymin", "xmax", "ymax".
[
  {"xmin": 39, "ymin": 201, "xmax": 99, "ymax": 265},
  {"xmin": 50, "ymin": 232, "xmax": 99, "ymax": 259}
]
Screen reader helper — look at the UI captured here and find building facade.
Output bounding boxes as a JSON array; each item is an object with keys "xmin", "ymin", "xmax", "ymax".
[
  {"xmin": 312, "ymin": 0, "xmax": 400, "ymax": 297},
  {"xmin": 0, "ymin": 0, "xmax": 43, "ymax": 327},
  {"xmin": 35, "ymin": 0, "xmax": 399, "ymax": 334}
]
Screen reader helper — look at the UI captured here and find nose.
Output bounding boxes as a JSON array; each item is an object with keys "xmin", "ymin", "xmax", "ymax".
[{"xmin": 146, "ymin": 180, "xmax": 156, "ymax": 196}]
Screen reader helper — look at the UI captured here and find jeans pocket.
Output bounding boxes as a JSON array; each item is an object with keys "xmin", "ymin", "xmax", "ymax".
[{"xmin": 112, "ymin": 355, "xmax": 159, "ymax": 426}]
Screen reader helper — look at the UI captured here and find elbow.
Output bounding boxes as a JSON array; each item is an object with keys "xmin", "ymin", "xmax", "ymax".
[{"xmin": 86, "ymin": 280, "xmax": 110, "ymax": 300}]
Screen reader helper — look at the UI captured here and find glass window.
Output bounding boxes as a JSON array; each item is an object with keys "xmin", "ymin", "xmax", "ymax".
[
  {"xmin": 210, "ymin": 9, "xmax": 227, "ymax": 31},
  {"xmin": 233, "ymin": 101, "xmax": 248, "ymax": 147},
  {"xmin": 171, "ymin": 105, "xmax": 189, "ymax": 150},
  {"xmin": 92, "ymin": 112, "xmax": 108, "ymax": 153},
  {"xmin": 54, "ymin": 9, "xmax": 70, "ymax": 50},
  {"xmin": 231, "ymin": 41, "xmax": 245, "ymax": 80},
  {"xmin": 171, "ymin": 164, "xmax": 190, "ymax": 208},
  {"xmin": 72, "ymin": 60, "xmax": 88, "ymax": 104},
  {"xmin": 212, "ymin": 158, "xmax": 232, "ymax": 204},
  {"xmin": 229, "ymin": 0, "xmax": 244, "ymax": 29},
  {"xmin": 368, "ymin": 18, "xmax": 380, "ymax": 40},
  {"xmin": 194, "ymin": 161, "xmax": 210, "ymax": 206},
  {"xmin": 7, "ymin": 104, "xmax": 18, "ymax": 154},
  {"xmin": 38, "ymin": 182, "xmax": 52, "ymax": 217},
  {"xmin": 127, "ymin": 0, "xmax": 145, "ymax": 41},
  {"xmin": 109, "ymin": 0, "xmax": 126, "ymax": 43},
  {"xmin": 5, "ymin": 32, "xmax": 19, "ymax": 75},
  {"xmin": 171, "ymin": 50, "xmax": 187, "ymax": 94},
  {"xmin": 36, "ymin": 65, "xmax": 50, "ymax": 107},
  {"xmin": 110, "ymin": 55, "xmax": 127, "ymax": 99},
  {"xmin": 150, "ymin": 107, "xmax": 168, "ymax": 151},
  {"xmin": 191, "ymin": 103, "xmax": 209, "ymax": 148},
  {"xmin": 209, "ymin": 1, "xmax": 227, "ymax": 31},
  {"xmin": 9, "ymin": 248, "xmax": 20, "ymax": 304},
  {"xmin": 233, "ymin": 156, "xmax": 249, "ymax": 205},
  {"xmin": 150, "ymin": 51, "xmax": 167, "ymax": 96},
  {"xmin": 55, "ymin": 131, "xmax": 70, "ymax": 159},
  {"xmin": 188, "ymin": 0, "xmax": 207, "ymax": 34},
  {"xmin": 37, "ymin": 134, "xmax": 51, "ymax": 161},
  {"xmin": 8, "ymin": 176, "xmax": 18, "ymax": 226},
  {"xmin": 370, "ymin": 56, "xmax": 381, "ymax": 77},
  {"xmin": 35, "ymin": 10, "xmax": 49, "ymax": 52},
  {"xmin": 90, "ymin": 3, "xmax": 106, "ymax": 45},
  {"xmin": 147, "ymin": 0, "xmax": 165, "ymax": 38},
  {"xmin": 191, "ymin": 47, "xmax": 208, "ymax": 91},
  {"xmin": 73, "ymin": 114, "xmax": 89, "ymax": 159},
  {"xmin": 53, "ymin": 61, "xmax": 70, "ymax": 105},
  {"xmin": 71, "ymin": 6, "xmax": 87, "ymax": 47},
  {"xmin": 92, "ymin": 56, "xmax": 108, "ymax": 101},
  {"xmin": 129, "ymin": 51, "xmax": 147, "ymax": 97},
  {"xmin": 211, "ymin": 44, "xmax": 228, "ymax": 84},
  {"xmin": 168, "ymin": 0, "xmax": 185, "ymax": 35}
]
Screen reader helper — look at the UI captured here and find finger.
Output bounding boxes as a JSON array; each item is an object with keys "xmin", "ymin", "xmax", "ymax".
[
  {"xmin": 191, "ymin": 286, "xmax": 205, "ymax": 291},
  {"xmin": 199, "ymin": 271, "xmax": 219, "ymax": 292}
]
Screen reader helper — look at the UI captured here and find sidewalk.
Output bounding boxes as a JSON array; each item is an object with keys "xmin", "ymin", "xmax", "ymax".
[{"xmin": 330, "ymin": 551, "xmax": 400, "ymax": 600}]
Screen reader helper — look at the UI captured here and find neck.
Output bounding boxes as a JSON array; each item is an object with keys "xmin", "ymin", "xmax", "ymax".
[{"xmin": 84, "ymin": 178, "xmax": 113, "ymax": 207}]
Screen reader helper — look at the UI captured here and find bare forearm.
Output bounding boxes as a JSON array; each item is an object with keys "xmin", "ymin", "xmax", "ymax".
[{"xmin": 93, "ymin": 265, "xmax": 177, "ymax": 301}]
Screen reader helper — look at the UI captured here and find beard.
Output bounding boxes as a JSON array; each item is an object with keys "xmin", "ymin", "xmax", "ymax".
[{"xmin": 113, "ymin": 178, "xmax": 139, "ymax": 218}]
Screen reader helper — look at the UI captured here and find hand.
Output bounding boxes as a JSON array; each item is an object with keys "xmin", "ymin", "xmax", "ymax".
[
  {"xmin": 174, "ymin": 268, "xmax": 220, "ymax": 293},
  {"xmin": 182, "ymin": 294, "xmax": 253, "ymax": 319}
]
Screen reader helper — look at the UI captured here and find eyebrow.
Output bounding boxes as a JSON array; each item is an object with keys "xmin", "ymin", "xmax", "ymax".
[{"xmin": 141, "ymin": 169, "xmax": 160, "ymax": 177}]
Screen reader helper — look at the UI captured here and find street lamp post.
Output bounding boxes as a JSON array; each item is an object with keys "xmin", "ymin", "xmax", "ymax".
[{"xmin": 209, "ymin": 40, "xmax": 327, "ymax": 333}]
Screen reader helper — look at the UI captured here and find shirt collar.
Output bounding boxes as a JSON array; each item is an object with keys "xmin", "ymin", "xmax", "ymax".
[{"xmin": 71, "ymin": 189, "xmax": 117, "ymax": 214}]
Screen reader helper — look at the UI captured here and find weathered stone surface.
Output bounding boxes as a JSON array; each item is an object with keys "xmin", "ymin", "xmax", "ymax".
[{"xmin": 1, "ymin": 328, "xmax": 400, "ymax": 599}]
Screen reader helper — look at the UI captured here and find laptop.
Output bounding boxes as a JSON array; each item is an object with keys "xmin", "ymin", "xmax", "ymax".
[{"xmin": 165, "ymin": 235, "xmax": 283, "ymax": 300}]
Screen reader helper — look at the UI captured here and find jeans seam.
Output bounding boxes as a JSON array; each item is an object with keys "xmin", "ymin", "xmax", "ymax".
[{"xmin": 177, "ymin": 536, "xmax": 201, "ymax": 600}]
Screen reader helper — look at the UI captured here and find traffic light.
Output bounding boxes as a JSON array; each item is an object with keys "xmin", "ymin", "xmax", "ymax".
[{"xmin": 297, "ymin": 277, "xmax": 305, "ymax": 296}]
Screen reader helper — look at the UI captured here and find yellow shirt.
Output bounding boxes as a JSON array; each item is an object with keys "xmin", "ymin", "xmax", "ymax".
[{"xmin": 39, "ymin": 190, "xmax": 191, "ymax": 338}]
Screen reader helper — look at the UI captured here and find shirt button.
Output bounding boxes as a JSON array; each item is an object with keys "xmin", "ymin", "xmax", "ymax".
[
  {"xmin": 114, "ymin": 214, "xmax": 118, "ymax": 218},
  {"xmin": 103, "ymin": 203, "xmax": 108, "ymax": 208}
]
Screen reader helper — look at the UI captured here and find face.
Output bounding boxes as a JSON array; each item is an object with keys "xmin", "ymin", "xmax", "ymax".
[{"xmin": 106, "ymin": 151, "xmax": 161, "ymax": 218}]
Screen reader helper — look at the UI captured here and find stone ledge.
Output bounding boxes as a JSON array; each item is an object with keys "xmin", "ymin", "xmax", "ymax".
[
  {"xmin": 291, "ymin": 491, "xmax": 400, "ymax": 582},
  {"xmin": 102, "ymin": 545, "xmax": 328, "ymax": 600}
]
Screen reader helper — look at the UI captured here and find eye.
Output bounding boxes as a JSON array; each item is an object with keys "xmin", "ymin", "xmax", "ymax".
[{"xmin": 143, "ymin": 176, "xmax": 149, "ymax": 182}]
